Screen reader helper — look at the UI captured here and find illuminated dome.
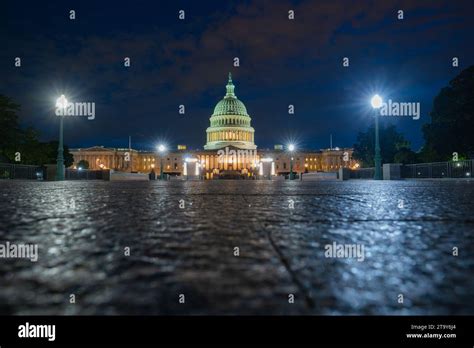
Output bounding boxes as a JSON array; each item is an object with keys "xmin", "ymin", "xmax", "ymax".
[
  {"xmin": 204, "ymin": 73, "xmax": 256, "ymax": 150},
  {"xmin": 212, "ymin": 80, "xmax": 249, "ymax": 116}
]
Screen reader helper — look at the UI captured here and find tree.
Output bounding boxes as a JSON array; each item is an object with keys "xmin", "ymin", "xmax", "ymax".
[
  {"xmin": 393, "ymin": 148, "xmax": 418, "ymax": 164},
  {"xmin": 0, "ymin": 94, "xmax": 74, "ymax": 167},
  {"xmin": 35, "ymin": 141, "xmax": 74, "ymax": 168},
  {"xmin": 0, "ymin": 95, "xmax": 21, "ymax": 162},
  {"xmin": 353, "ymin": 123, "xmax": 412, "ymax": 167},
  {"xmin": 422, "ymin": 65, "xmax": 474, "ymax": 161},
  {"xmin": 77, "ymin": 160, "xmax": 89, "ymax": 169},
  {"xmin": 16, "ymin": 127, "xmax": 42, "ymax": 165}
]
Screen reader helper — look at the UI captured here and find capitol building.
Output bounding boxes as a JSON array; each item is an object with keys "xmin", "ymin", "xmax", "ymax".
[
  {"xmin": 70, "ymin": 74, "xmax": 357, "ymax": 179},
  {"xmin": 204, "ymin": 74, "xmax": 256, "ymax": 151}
]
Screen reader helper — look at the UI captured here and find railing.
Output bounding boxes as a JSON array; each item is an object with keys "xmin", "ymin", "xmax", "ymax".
[
  {"xmin": 402, "ymin": 160, "xmax": 473, "ymax": 179},
  {"xmin": 0, "ymin": 163, "xmax": 42, "ymax": 180},
  {"xmin": 350, "ymin": 160, "xmax": 473, "ymax": 180},
  {"xmin": 350, "ymin": 167, "xmax": 374, "ymax": 179},
  {"xmin": 65, "ymin": 169, "xmax": 107, "ymax": 180}
]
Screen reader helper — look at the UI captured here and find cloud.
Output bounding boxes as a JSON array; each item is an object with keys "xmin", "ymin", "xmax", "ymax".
[{"xmin": 1, "ymin": 0, "xmax": 473, "ymax": 148}]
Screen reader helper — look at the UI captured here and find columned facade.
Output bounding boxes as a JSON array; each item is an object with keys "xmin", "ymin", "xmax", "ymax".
[{"xmin": 70, "ymin": 146, "xmax": 357, "ymax": 178}]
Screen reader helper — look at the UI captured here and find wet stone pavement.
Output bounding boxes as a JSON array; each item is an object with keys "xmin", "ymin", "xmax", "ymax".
[{"xmin": 0, "ymin": 179, "xmax": 473, "ymax": 315}]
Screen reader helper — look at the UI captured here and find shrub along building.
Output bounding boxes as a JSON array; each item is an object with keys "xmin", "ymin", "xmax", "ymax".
[{"xmin": 70, "ymin": 74, "xmax": 358, "ymax": 178}]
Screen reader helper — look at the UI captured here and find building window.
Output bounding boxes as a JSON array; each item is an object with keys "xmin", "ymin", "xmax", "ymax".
[{"xmin": 283, "ymin": 163, "xmax": 287, "ymax": 169}]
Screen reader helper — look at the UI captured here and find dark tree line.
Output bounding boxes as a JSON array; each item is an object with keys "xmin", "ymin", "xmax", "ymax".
[
  {"xmin": 0, "ymin": 95, "xmax": 73, "ymax": 167},
  {"xmin": 421, "ymin": 65, "xmax": 474, "ymax": 162},
  {"xmin": 353, "ymin": 65, "xmax": 474, "ymax": 166},
  {"xmin": 353, "ymin": 124, "xmax": 417, "ymax": 167}
]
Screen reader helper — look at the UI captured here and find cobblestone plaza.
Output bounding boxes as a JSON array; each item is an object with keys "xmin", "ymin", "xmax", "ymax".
[{"xmin": 1, "ymin": 179, "xmax": 472, "ymax": 315}]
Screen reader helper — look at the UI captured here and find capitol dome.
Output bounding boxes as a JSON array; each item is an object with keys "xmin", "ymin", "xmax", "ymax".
[
  {"xmin": 212, "ymin": 81, "xmax": 249, "ymax": 116},
  {"xmin": 204, "ymin": 73, "xmax": 256, "ymax": 150}
]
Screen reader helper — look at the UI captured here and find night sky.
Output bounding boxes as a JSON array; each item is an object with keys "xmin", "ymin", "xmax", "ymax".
[{"xmin": 2, "ymin": 0, "xmax": 474, "ymax": 151}]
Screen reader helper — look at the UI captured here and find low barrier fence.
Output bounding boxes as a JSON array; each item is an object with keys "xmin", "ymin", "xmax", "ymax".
[
  {"xmin": 65, "ymin": 169, "xmax": 108, "ymax": 180},
  {"xmin": 402, "ymin": 160, "xmax": 472, "ymax": 179},
  {"xmin": 0, "ymin": 163, "xmax": 109, "ymax": 180},
  {"xmin": 351, "ymin": 160, "xmax": 473, "ymax": 180},
  {"xmin": 0, "ymin": 163, "xmax": 42, "ymax": 180},
  {"xmin": 2, "ymin": 160, "xmax": 473, "ymax": 181},
  {"xmin": 350, "ymin": 167, "xmax": 374, "ymax": 179}
]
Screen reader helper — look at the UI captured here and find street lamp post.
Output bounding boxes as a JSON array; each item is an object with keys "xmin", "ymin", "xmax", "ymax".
[
  {"xmin": 55, "ymin": 95, "xmax": 68, "ymax": 181},
  {"xmin": 371, "ymin": 94, "xmax": 383, "ymax": 180},
  {"xmin": 288, "ymin": 144, "xmax": 295, "ymax": 180},
  {"xmin": 158, "ymin": 144, "xmax": 166, "ymax": 180}
]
